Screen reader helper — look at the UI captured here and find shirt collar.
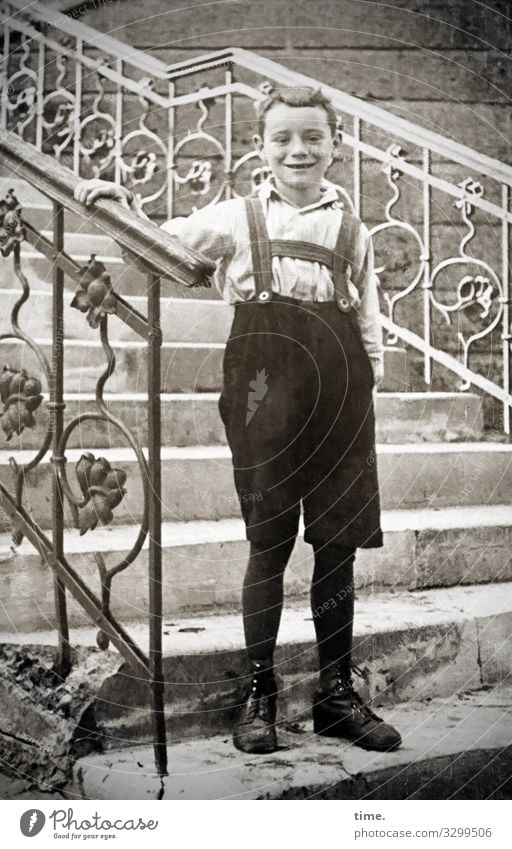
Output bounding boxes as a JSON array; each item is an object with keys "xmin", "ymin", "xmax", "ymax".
[{"xmin": 257, "ymin": 175, "xmax": 344, "ymax": 212}]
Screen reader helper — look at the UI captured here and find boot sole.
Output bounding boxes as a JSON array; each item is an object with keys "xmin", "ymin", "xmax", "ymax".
[
  {"xmin": 233, "ymin": 735, "xmax": 278, "ymax": 755},
  {"xmin": 313, "ymin": 710, "xmax": 402, "ymax": 752}
]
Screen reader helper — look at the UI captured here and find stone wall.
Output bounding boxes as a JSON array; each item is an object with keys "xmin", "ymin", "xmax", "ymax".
[{"xmin": 60, "ymin": 0, "xmax": 512, "ymax": 161}]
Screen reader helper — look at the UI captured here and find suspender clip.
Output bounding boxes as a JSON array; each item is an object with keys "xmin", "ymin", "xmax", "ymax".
[
  {"xmin": 337, "ymin": 296, "xmax": 352, "ymax": 313},
  {"xmin": 258, "ymin": 291, "xmax": 271, "ymax": 302}
]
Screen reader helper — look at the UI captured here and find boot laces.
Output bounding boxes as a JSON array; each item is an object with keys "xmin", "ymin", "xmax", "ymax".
[
  {"xmin": 335, "ymin": 666, "xmax": 381, "ymax": 725},
  {"xmin": 247, "ymin": 666, "xmax": 274, "ymax": 721}
]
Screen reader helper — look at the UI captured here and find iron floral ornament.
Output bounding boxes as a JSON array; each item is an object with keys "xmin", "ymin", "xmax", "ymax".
[
  {"xmin": 0, "ymin": 189, "xmax": 24, "ymax": 257},
  {"xmin": 0, "ymin": 367, "xmax": 43, "ymax": 440},
  {"xmin": 71, "ymin": 255, "xmax": 117, "ymax": 328},
  {"xmin": 75, "ymin": 453, "xmax": 127, "ymax": 535}
]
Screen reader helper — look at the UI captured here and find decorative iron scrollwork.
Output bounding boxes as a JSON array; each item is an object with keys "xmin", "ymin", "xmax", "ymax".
[
  {"xmin": 71, "ymin": 255, "xmax": 117, "ymax": 328},
  {"xmin": 429, "ymin": 178, "xmax": 503, "ymax": 390},
  {"xmin": 0, "ymin": 366, "xmax": 43, "ymax": 440},
  {"xmin": 0, "ymin": 189, "xmax": 24, "ymax": 257},
  {"xmin": 75, "ymin": 452, "xmax": 127, "ymax": 535}
]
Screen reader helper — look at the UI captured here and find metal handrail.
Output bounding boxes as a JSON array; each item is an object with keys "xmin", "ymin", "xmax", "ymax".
[
  {"xmin": 0, "ymin": 130, "xmax": 215, "ymax": 288},
  {"xmin": 4, "ymin": 0, "xmax": 171, "ymax": 78},
  {"xmin": 165, "ymin": 47, "xmax": 512, "ymax": 187},
  {"xmin": 2, "ymin": 1, "xmax": 511, "ymax": 432},
  {"xmin": 5, "ymin": 0, "xmax": 511, "ymax": 185}
]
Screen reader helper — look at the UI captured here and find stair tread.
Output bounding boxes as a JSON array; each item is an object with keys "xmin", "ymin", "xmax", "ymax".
[
  {"xmin": 72, "ymin": 683, "xmax": 512, "ymax": 799},
  {"xmin": 3, "ymin": 580, "xmax": 511, "ymax": 652},
  {"xmin": 0, "ymin": 441, "xmax": 510, "ymax": 465},
  {"xmin": 2, "ymin": 504, "xmax": 512, "ymax": 557}
]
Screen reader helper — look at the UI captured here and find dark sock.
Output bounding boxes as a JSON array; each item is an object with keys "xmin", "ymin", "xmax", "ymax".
[
  {"xmin": 242, "ymin": 538, "xmax": 296, "ymax": 661},
  {"xmin": 310, "ymin": 542, "xmax": 356, "ymax": 681}
]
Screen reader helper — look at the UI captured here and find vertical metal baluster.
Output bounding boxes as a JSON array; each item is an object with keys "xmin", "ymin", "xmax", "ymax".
[
  {"xmin": 35, "ymin": 36, "xmax": 44, "ymax": 150},
  {"xmin": 224, "ymin": 67, "xmax": 233, "ymax": 200},
  {"xmin": 51, "ymin": 203, "xmax": 70, "ymax": 676},
  {"xmin": 166, "ymin": 81, "xmax": 175, "ymax": 221},
  {"xmin": 353, "ymin": 117, "xmax": 361, "ymax": 217},
  {"xmin": 502, "ymin": 184, "xmax": 510, "ymax": 437},
  {"xmin": 73, "ymin": 39, "xmax": 83, "ymax": 175},
  {"xmin": 423, "ymin": 148, "xmax": 432, "ymax": 385},
  {"xmin": 147, "ymin": 272, "xmax": 167, "ymax": 776},
  {"xmin": 1, "ymin": 21, "xmax": 10, "ymax": 130},
  {"xmin": 114, "ymin": 60, "xmax": 123, "ymax": 185}
]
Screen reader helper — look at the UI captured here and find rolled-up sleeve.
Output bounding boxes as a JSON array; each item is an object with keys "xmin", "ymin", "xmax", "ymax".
[
  {"xmin": 160, "ymin": 205, "xmax": 235, "ymax": 262},
  {"xmin": 120, "ymin": 201, "xmax": 236, "ymax": 280},
  {"xmin": 354, "ymin": 227, "xmax": 384, "ymax": 386}
]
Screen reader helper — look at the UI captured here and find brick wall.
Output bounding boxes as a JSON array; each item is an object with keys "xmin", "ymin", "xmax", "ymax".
[
  {"xmin": 67, "ymin": 0, "xmax": 512, "ymax": 161},
  {"xmin": 17, "ymin": 0, "xmax": 511, "ymax": 415}
]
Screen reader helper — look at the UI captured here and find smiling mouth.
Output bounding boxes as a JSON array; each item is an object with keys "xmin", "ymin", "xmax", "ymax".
[{"xmin": 284, "ymin": 163, "xmax": 316, "ymax": 170}]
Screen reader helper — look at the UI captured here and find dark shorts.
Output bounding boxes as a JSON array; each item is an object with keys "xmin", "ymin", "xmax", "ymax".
[{"xmin": 218, "ymin": 294, "xmax": 383, "ymax": 549}]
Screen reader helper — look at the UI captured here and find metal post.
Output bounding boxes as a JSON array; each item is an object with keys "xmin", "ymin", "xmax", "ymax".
[
  {"xmin": 166, "ymin": 81, "xmax": 175, "ymax": 221},
  {"xmin": 353, "ymin": 116, "xmax": 361, "ymax": 217},
  {"xmin": 422, "ymin": 148, "xmax": 432, "ymax": 385},
  {"xmin": 51, "ymin": 202, "xmax": 71, "ymax": 676},
  {"xmin": 224, "ymin": 67, "xmax": 233, "ymax": 200},
  {"xmin": 147, "ymin": 271, "xmax": 168, "ymax": 776},
  {"xmin": 502, "ymin": 184, "xmax": 510, "ymax": 437}
]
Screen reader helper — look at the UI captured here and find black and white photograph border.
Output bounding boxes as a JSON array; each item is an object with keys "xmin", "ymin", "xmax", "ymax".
[{"xmin": 0, "ymin": 0, "xmax": 511, "ymax": 803}]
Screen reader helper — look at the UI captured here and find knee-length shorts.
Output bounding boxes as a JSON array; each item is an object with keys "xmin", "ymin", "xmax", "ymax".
[{"xmin": 218, "ymin": 294, "xmax": 383, "ymax": 550}]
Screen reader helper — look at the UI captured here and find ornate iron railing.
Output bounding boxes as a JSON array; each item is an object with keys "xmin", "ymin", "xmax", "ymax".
[
  {"xmin": 0, "ymin": 128, "xmax": 215, "ymax": 775},
  {"xmin": 1, "ymin": 0, "xmax": 510, "ymax": 430}
]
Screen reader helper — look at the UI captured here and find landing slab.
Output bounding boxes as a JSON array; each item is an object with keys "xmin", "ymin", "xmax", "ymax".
[{"xmin": 69, "ymin": 685, "xmax": 512, "ymax": 800}]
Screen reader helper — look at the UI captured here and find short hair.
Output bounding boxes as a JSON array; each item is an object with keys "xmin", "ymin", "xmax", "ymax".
[{"xmin": 255, "ymin": 85, "xmax": 340, "ymax": 138}]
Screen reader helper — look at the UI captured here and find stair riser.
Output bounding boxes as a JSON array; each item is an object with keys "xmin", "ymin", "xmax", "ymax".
[
  {"xmin": 0, "ymin": 290, "xmax": 234, "ymax": 343},
  {"xmin": 0, "ymin": 337, "xmax": 408, "ymax": 393},
  {"xmin": 0, "ymin": 447, "xmax": 510, "ymax": 530},
  {"xmin": 4, "ymin": 253, "xmax": 219, "ymax": 299},
  {"xmin": 2, "ymin": 523, "xmax": 511, "ymax": 631},
  {"xmin": 94, "ymin": 613, "xmax": 505, "ymax": 745},
  {"xmin": 0, "ymin": 393, "xmax": 484, "ymax": 450}
]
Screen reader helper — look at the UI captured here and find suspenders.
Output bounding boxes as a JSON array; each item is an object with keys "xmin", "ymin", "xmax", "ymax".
[{"xmin": 244, "ymin": 197, "xmax": 357, "ymax": 311}]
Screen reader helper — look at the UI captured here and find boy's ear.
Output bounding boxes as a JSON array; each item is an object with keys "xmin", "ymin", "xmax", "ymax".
[
  {"xmin": 253, "ymin": 134, "xmax": 266, "ymax": 160},
  {"xmin": 332, "ymin": 130, "xmax": 343, "ymax": 161}
]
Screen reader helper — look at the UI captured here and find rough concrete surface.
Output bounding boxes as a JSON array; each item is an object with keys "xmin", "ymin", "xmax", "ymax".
[{"xmin": 68, "ymin": 685, "xmax": 512, "ymax": 800}]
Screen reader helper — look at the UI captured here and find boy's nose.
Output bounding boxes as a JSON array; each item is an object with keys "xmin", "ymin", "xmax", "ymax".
[{"xmin": 288, "ymin": 139, "xmax": 308, "ymax": 157}]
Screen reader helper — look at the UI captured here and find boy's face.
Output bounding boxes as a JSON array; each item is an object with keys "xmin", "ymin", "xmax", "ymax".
[{"xmin": 254, "ymin": 103, "xmax": 338, "ymax": 195}]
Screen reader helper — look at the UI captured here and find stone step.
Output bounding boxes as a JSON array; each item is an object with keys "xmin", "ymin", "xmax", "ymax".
[
  {"xmin": 3, "ymin": 581, "xmax": 511, "ymax": 746},
  {"xmin": 1, "ymin": 505, "xmax": 511, "ymax": 632},
  {"xmin": 0, "ymin": 442, "xmax": 510, "ymax": 529},
  {"xmin": 71, "ymin": 684, "xmax": 512, "ymax": 799},
  {"xmin": 0, "ymin": 289, "xmax": 234, "ymax": 343},
  {"xmin": 0, "ymin": 391, "xmax": 484, "ymax": 451},
  {"xmin": 0, "ymin": 336, "xmax": 406, "ymax": 393},
  {"xmin": 6, "ymin": 249, "xmax": 219, "ymax": 299}
]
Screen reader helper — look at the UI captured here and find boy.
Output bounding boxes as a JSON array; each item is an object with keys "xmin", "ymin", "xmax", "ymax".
[{"xmin": 75, "ymin": 86, "xmax": 401, "ymax": 754}]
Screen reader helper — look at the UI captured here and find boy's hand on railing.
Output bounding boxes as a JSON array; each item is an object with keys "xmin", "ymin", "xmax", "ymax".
[{"xmin": 74, "ymin": 179, "xmax": 133, "ymax": 209}]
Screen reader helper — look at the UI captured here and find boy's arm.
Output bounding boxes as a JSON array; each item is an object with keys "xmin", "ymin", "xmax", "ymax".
[
  {"xmin": 74, "ymin": 180, "xmax": 235, "ymax": 279},
  {"xmin": 354, "ymin": 229, "xmax": 384, "ymax": 387}
]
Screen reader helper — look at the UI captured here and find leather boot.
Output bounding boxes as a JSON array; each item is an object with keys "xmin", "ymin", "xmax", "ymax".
[
  {"xmin": 313, "ymin": 666, "xmax": 402, "ymax": 751},
  {"xmin": 233, "ymin": 661, "xmax": 278, "ymax": 754}
]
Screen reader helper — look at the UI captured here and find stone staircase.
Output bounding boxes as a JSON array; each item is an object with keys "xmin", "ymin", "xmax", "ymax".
[{"xmin": 1, "ymin": 175, "xmax": 512, "ymax": 798}]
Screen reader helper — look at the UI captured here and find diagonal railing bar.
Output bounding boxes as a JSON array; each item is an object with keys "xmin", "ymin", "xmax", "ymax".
[
  {"xmin": 0, "ymin": 130, "xmax": 216, "ymax": 288},
  {"xmin": 22, "ymin": 219, "xmax": 150, "ymax": 339},
  {"xmin": 0, "ymin": 135, "xmax": 216, "ymax": 776},
  {"xmin": 0, "ymin": 482, "xmax": 150, "ymax": 678}
]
